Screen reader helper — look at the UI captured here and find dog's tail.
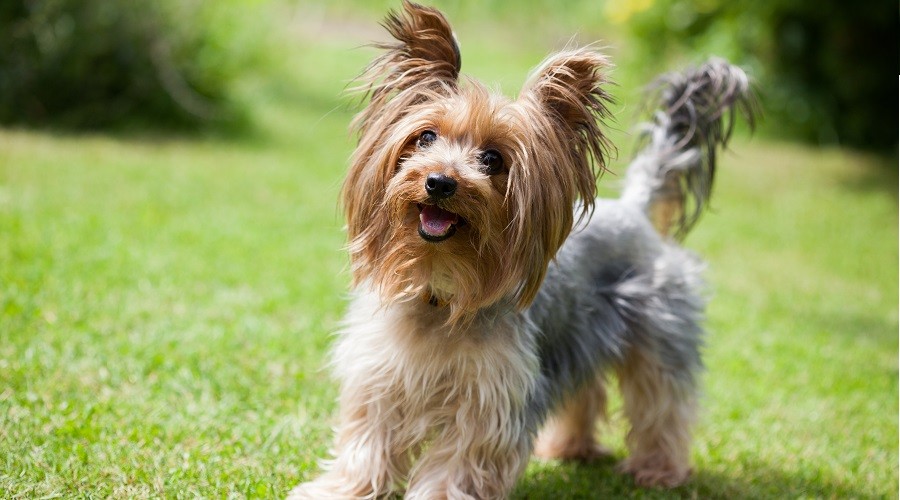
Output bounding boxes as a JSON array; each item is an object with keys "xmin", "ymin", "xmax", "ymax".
[{"xmin": 620, "ymin": 58, "xmax": 756, "ymax": 240}]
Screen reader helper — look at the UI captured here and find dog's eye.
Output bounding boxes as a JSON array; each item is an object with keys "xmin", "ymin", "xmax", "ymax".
[
  {"xmin": 478, "ymin": 149, "xmax": 504, "ymax": 175},
  {"xmin": 417, "ymin": 130, "xmax": 437, "ymax": 149}
]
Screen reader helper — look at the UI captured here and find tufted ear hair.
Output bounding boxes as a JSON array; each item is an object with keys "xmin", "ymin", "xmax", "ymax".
[
  {"xmin": 518, "ymin": 48, "xmax": 613, "ymax": 214},
  {"xmin": 507, "ymin": 48, "xmax": 613, "ymax": 308},
  {"xmin": 342, "ymin": 2, "xmax": 461, "ymax": 285},
  {"xmin": 352, "ymin": 0, "xmax": 461, "ymax": 136}
]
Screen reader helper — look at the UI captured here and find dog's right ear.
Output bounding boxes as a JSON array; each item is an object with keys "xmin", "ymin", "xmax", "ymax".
[{"xmin": 353, "ymin": 0, "xmax": 461, "ymax": 135}]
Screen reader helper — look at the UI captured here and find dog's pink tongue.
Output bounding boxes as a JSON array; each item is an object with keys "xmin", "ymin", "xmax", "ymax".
[{"xmin": 419, "ymin": 205, "xmax": 457, "ymax": 236}]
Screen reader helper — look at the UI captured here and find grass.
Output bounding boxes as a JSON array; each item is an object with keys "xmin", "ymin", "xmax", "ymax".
[{"xmin": 1, "ymin": 3, "xmax": 897, "ymax": 498}]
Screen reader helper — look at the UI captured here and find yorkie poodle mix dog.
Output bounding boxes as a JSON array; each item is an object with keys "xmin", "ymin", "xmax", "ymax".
[{"xmin": 291, "ymin": 2, "xmax": 754, "ymax": 498}]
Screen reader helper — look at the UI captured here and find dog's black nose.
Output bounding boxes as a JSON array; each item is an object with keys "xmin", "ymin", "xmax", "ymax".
[{"xmin": 425, "ymin": 173, "xmax": 457, "ymax": 199}]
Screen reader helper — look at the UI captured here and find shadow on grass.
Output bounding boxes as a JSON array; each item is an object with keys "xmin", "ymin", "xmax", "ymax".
[
  {"xmin": 0, "ymin": 81, "xmax": 352, "ymax": 148},
  {"xmin": 0, "ymin": 120, "xmax": 258, "ymax": 148},
  {"xmin": 800, "ymin": 307, "xmax": 898, "ymax": 345},
  {"xmin": 841, "ymin": 151, "xmax": 899, "ymax": 201},
  {"xmin": 513, "ymin": 457, "xmax": 871, "ymax": 499}
]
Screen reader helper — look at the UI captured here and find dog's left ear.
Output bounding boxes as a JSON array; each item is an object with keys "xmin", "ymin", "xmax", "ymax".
[
  {"xmin": 508, "ymin": 49, "xmax": 612, "ymax": 308},
  {"xmin": 518, "ymin": 48, "xmax": 612, "ymax": 195}
]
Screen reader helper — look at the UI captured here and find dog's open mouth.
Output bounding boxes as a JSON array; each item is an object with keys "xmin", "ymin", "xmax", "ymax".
[{"xmin": 417, "ymin": 204, "xmax": 462, "ymax": 242}]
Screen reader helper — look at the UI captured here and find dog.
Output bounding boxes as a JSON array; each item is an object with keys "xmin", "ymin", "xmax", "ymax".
[{"xmin": 290, "ymin": 2, "xmax": 754, "ymax": 498}]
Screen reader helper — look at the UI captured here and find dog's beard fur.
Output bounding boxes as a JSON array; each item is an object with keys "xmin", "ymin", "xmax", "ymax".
[{"xmin": 352, "ymin": 89, "xmax": 516, "ymax": 323}]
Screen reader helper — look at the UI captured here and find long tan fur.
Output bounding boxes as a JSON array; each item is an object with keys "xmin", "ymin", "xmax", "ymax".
[
  {"xmin": 340, "ymin": 2, "xmax": 611, "ymax": 325},
  {"xmin": 287, "ymin": 1, "xmax": 754, "ymax": 498}
]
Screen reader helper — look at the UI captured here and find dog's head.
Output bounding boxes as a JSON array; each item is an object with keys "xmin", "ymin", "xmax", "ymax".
[{"xmin": 342, "ymin": 1, "xmax": 612, "ymax": 323}]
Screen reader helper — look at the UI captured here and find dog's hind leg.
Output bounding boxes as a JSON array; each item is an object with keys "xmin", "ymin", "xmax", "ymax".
[
  {"xmin": 533, "ymin": 371, "xmax": 611, "ymax": 461},
  {"xmin": 611, "ymin": 246, "xmax": 705, "ymax": 488},
  {"xmin": 615, "ymin": 339, "xmax": 699, "ymax": 488}
]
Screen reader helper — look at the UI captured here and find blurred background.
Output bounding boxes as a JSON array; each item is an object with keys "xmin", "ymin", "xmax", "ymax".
[
  {"xmin": 1, "ymin": 0, "xmax": 897, "ymax": 497},
  {"xmin": 1, "ymin": 0, "xmax": 897, "ymax": 151}
]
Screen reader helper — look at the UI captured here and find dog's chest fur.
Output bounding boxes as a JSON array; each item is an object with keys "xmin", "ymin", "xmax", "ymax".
[{"xmin": 332, "ymin": 290, "xmax": 538, "ymax": 438}]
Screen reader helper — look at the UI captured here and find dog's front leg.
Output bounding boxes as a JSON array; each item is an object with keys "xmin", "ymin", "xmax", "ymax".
[
  {"xmin": 288, "ymin": 385, "xmax": 408, "ymax": 499},
  {"xmin": 405, "ymin": 398, "xmax": 532, "ymax": 499}
]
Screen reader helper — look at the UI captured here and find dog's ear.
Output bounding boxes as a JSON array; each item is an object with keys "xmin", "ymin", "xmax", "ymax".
[
  {"xmin": 507, "ymin": 49, "xmax": 613, "ymax": 308},
  {"xmin": 353, "ymin": 1, "xmax": 461, "ymax": 135},
  {"xmin": 343, "ymin": 2, "xmax": 460, "ymax": 286},
  {"xmin": 518, "ymin": 48, "xmax": 612, "ymax": 197}
]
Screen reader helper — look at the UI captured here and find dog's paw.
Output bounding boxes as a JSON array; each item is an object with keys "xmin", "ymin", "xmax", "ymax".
[
  {"xmin": 285, "ymin": 482, "xmax": 323, "ymax": 500},
  {"xmin": 533, "ymin": 436, "xmax": 612, "ymax": 462},
  {"xmin": 285, "ymin": 484, "xmax": 310, "ymax": 500},
  {"xmin": 287, "ymin": 479, "xmax": 364, "ymax": 500},
  {"xmin": 617, "ymin": 455, "xmax": 691, "ymax": 488}
]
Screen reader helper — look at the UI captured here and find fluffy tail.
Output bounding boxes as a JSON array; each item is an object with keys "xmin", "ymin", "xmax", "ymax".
[{"xmin": 620, "ymin": 58, "xmax": 756, "ymax": 240}]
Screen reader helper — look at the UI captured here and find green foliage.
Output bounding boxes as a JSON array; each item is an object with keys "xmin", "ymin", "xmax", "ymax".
[
  {"xmin": 620, "ymin": 0, "xmax": 898, "ymax": 151},
  {"xmin": 0, "ymin": 3, "xmax": 897, "ymax": 497},
  {"xmin": 0, "ymin": 0, "xmax": 269, "ymax": 131}
]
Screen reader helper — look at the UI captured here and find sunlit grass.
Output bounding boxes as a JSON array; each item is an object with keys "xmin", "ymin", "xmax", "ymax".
[{"xmin": 1, "ymin": 3, "xmax": 897, "ymax": 498}]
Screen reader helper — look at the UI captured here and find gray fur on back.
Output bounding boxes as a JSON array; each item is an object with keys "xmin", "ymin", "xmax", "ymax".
[
  {"xmin": 523, "ymin": 200, "xmax": 706, "ymax": 430},
  {"xmin": 522, "ymin": 59, "xmax": 756, "ymax": 432}
]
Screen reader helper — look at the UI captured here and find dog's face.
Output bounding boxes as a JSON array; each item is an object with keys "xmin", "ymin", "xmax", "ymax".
[{"xmin": 343, "ymin": 1, "xmax": 612, "ymax": 323}]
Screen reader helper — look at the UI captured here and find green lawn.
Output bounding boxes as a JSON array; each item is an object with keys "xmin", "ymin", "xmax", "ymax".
[{"xmin": 1, "ymin": 4, "xmax": 897, "ymax": 499}]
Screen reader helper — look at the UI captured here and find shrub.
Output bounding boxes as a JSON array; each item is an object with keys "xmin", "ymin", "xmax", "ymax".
[
  {"xmin": 0, "ymin": 0, "xmax": 265, "ymax": 131},
  {"xmin": 617, "ymin": 0, "xmax": 898, "ymax": 151}
]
